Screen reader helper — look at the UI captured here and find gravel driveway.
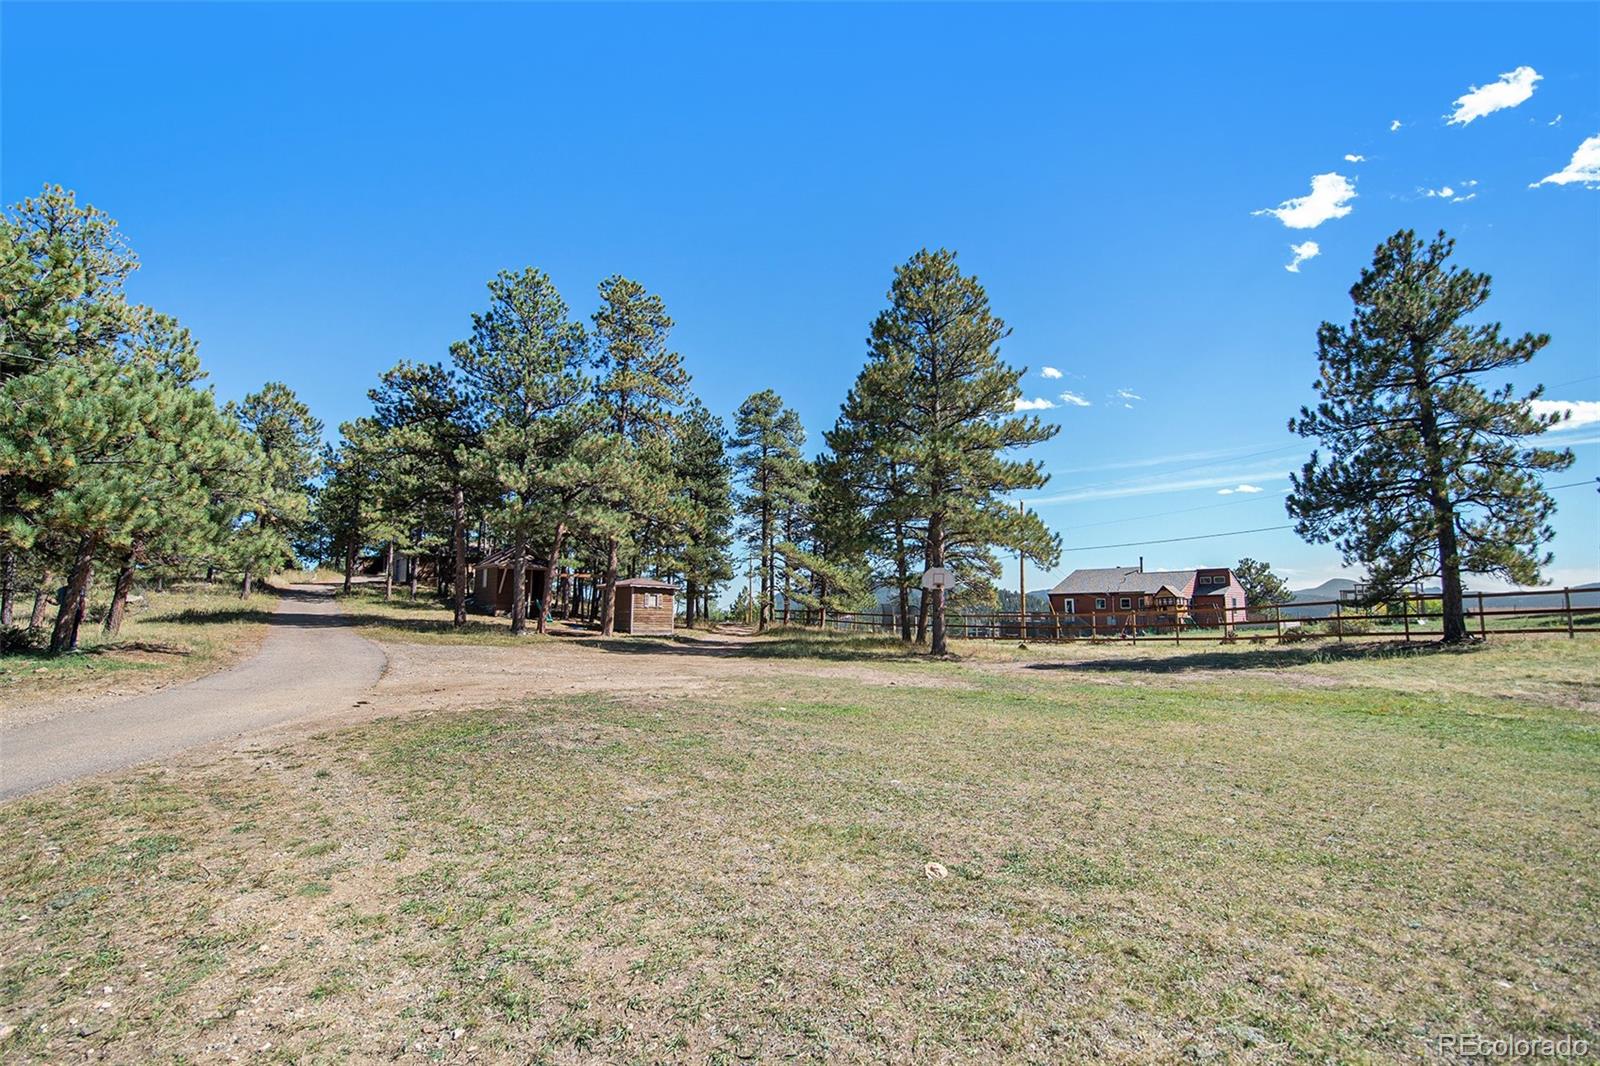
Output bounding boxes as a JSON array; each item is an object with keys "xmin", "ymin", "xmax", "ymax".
[{"xmin": 0, "ymin": 585, "xmax": 386, "ymax": 801}]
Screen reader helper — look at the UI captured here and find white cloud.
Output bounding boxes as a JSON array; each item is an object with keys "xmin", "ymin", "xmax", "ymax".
[
  {"xmin": 1115, "ymin": 388, "xmax": 1142, "ymax": 402},
  {"xmin": 1447, "ymin": 66, "xmax": 1541, "ymax": 126},
  {"xmin": 1285, "ymin": 241, "xmax": 1321, "ymax": 273},
  {"xmin": 1217, "ymin": 484, "xmax": 1265, "ymax": 495},
  {"xmin": 1028, "ymin": 468, "xmax": 1291, "ymax": 505},
  {"xmin": 1421, "ymin": 181, "xmax": 1478, "ymax": 202},
  {"xmin": 1040, "ymin": 366, "xmax": 1063, "ymax": 379},
  {"xmin": 1549, "ymin": 114, "xmax": 1564, "ymax": 127},
  {"xmin": 1530, "ymin": 398, "xmax": 1600, "ymax": 430},
  {"xmin": 1059, "ymin": 390, "xmax": 1092, "ymax": 407},
  {"xmin": 1531, "ymin": 134, "xmax": 1600, "ymax": 189},
  {"xmin": 1014, "ymin": 396, "xmax": 1056, "ymax": 411},
  {"xmin": 1344, "ymin": 154, "xmax": 1366, "ymax": 163},
  {"xmin": 1390, "ymin": 119, "xmax": 1403, "ymax": 132},
  {"xmin": 1253, "ymin": 173, "xmax": 1357, "ymax": 229}
]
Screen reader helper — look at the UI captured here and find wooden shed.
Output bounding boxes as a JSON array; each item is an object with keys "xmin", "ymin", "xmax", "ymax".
[
  {"xmin": 473, "ymin": 546, "xmax": 549, "ymax": 616},
  {"xmin": 612, "ymin": 578, "xmax": 677, "ymax": 636}
]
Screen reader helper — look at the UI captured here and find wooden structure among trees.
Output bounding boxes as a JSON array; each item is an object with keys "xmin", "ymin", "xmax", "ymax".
[
  {"xmin": 612, "ymin": 578, "xmax": 676, "ymax": 635},
  {"xmin": 473, "ymin": 546, "xmax": 549, "ymax": 616}
]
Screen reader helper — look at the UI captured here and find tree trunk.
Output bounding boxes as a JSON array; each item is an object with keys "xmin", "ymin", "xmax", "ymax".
[
  {"xmin": 342, "ymin": 541, "xmax": 355, "ymax": 593},
  {"xmin": 409, "ymin": 554, "xmax": 418, "ymax": 599},
  {"xmin": 510, "ymin": 532, "xmax": 529, "ymax": 636},
  {"xmin": 893, "ymin": 523, "xmax": 912, "ymax": 641},
  {"xmin": 1, "ymin": 548, "xmax": 14, "ymax": 628},
  {"xmin": 241, "ymin": 569, "xmax": 254, "ymax": 598},
  {"xmin": 103, "ymin": 555, "xmax": 137, "ymax": 636},
  {"xmin": 685, "ymin": 578, "xmax": 698, "ymax": 627},
  {"xmin": 50, "ymin": 535, "xmax": 97, "ymax": 655},
  {"xmin": 384, "ymin": 541, "xmax": 395, "ymax": 602},
  {"xmin": 929, "ymin": 513, "xmax": 948, "ymax": 655},
  {"xmin": 29, "ymin": 571, "xmax": 55, "ymax": 631},
  {"xmin": 1414, "ymin": 347, "xmax": 1469, "ymax": 644},
  {"xmin": 537, "ymin": 525, "xmax": 564, "ymax": 634},
  {"xmin": 588, "ymin": 577, "xmax": 600, "ymax": 623},
  {"xmin": 451, "ymin": 483, "xmax": 467, "ymax": 626},
  {"xmin": 599, "ymin": 539, "xmax": 619, "ymax": 636}
]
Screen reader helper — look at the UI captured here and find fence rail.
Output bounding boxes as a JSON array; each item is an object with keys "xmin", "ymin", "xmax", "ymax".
[{"xmin": 794, "ymin": 586, "xmax": 1600, "ymax": 644}]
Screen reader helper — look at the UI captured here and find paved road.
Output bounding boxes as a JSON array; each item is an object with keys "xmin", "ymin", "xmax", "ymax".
[{"xmin": 1, "ymin": 585, "xmax": 386, "ymax": 802}]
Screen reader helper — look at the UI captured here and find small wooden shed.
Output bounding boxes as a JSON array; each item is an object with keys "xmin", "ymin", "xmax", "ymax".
[
  {"xmin": 612, "ymin": 578, "xmax": 676, "ymax": 636},
  {"xmin": 473, "ymin": 546, "xmax": 549, "ymax": 616}
]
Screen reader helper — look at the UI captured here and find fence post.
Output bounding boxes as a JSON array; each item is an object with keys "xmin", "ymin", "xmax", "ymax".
[
  {"xmin": 1132, "ymin": 607, "xmax": 1139, "ymax": 644},
  {"xmin": 1274, "ymin": 604, "xmax": 1283, "ymax": 643},
  {"xmin": 1477, "ymin": 591, "xmax": 1487, "ymax": 640},
  {"xmin": 1401, "ymin": 593, "xmax": 1411, "ymax": 643},
  {"xmin": 1566, "ymin": 587, "xmax": 1575, "ymax": 639},
  {"xmin": 1334, "ymin": 600, "xmax": 1343, "ymax": 642}
]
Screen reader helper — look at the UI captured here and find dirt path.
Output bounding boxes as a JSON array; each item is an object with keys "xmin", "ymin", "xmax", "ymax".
[{"xmin": 0, "ymin": 585, "xmax": 386, "ymax": 801}]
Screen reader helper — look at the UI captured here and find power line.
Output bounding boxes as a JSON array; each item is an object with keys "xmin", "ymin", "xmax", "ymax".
[
  {"xmin": 1063, "ymin": 524, "xmax": 1294, "ymax": 552},
  {"xmin": 1060, "ymin": 479, "xmax": 1596, "ymax": 553},
  {"xmin": 1065, "ymin": 487, "xmax": 1285, "ymax": 531}
]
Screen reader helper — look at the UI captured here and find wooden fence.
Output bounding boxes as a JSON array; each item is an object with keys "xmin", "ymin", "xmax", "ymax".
[{"xmin": 795, "ymin": 586, "xmax": 1600, "ymax": 644}]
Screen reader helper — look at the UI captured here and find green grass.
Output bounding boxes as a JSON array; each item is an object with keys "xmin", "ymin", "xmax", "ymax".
[
  {"xmin": 0, "ymin": 637, "xmax": 1596, "ymax": 1061},
  {"xmin": 0, "ymin": 582, "xmax": 274, "ymax": 704}
]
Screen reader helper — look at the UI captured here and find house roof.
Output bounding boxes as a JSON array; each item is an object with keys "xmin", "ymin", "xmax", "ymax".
[
  {"xmin": 615, "ymin": 577, "xmax": 677, "ymax": 591},
  {"xmin": 478, "ymin": 546, "xmax": 549, "ymax": 570},
  {"xmin": 1049, "ymin": 567, "xmax": 1211, "ymax": 597},
  {"xmin": 1049, "ymin": 563, "xmax": 1248, "ymax": 598}
]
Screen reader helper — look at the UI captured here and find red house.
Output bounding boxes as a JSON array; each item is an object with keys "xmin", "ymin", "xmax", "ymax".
[{"xmin": 1046, "ymin": 564, "xmax": 1246, "ymax": 635}]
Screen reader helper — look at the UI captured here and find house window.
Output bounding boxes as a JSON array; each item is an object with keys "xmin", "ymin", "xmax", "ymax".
[
  {"xmin": 1061, "ymin": 598, "xmax": 1074, "ymax": 614},
  {"xmin": 1119, "ymin": 596, "xmax": 1131, "ymax": 609},
  {"xmin": 1095, "ymin": 597, "xmax": 1106, "ymax": 610},
  {"xmin": 644, "ymin": 593, "xmax": 660, "ymax": 608}
]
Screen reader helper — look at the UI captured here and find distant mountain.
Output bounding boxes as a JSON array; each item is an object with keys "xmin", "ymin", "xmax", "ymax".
[{"xmin": 1276, "ymin": 578, "xmax": 1599, "ymax": 618}]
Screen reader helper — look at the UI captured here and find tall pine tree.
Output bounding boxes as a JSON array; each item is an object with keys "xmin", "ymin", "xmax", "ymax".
[
  {"xmin": 1287, "ymin": 230, "xmax": 1574, "ymax": 644},
  {"xmin": 856, "ymin": 249, "xmax": 1059, "ymax": 655}
]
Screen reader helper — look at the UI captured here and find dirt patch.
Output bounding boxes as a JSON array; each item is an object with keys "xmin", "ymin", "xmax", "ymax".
[{"xmin": 364, "ymin": 635, "xmax": 971, "ymax": 721}]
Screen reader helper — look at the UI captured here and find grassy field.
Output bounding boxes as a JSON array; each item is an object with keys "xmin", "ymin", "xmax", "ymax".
[
  {"xmin": 1, "ymin": 630, "xmax": 1596, "ymax": 1062},
  {"xmin": 0, "ymin": 583, "xmax": 275, "ymax": 707}
]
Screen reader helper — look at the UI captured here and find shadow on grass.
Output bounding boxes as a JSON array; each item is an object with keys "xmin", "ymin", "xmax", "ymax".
[
  {"xmin": 0, "ymin": 638, "xmax": 194, "ymax": 664},
  {"xmin": 736, "ymin": 629, "xmax": 923, "ymax": 663},
  {"xmin": 1026, "ymin": 639, "xmax": 1470, "ymax": 675}
]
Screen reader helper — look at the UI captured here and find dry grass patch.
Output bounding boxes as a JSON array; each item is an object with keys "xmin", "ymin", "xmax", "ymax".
[
  {"xmin": 0, "ymin": 583, "xmax": 274, "ymax": 713},
  {"xmin": 2, "ymin": 645, "xmax": 1597, "ymax": 1062}
]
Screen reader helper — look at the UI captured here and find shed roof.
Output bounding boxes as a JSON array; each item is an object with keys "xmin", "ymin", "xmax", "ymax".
[
  {"xmin": 478, "ymin": 546, "xmax": 549, "ymax": 570},
  {"xmin": 615, "ymin": 577, "xmax": 677, "ymax": 591}
]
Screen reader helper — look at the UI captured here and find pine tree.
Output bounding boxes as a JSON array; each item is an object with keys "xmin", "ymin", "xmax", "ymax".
[
  {"xmin": 778, "ymin": 452, "xmax": 873, "ymax": 625},
  {"xmin": 671, "ymin": 401, "xmax": 735, "ymax": 627},
  {"xmin": 1234, "ymin": 558, "xmax": 1292, "ymax": 609},
  {"xmin": 452, "ymin": 268, "xmax": 588, "ymax": 636},
  {"xmin": 1, "ymin": 187, "xmax": 140, "ymax": 634},
  {"xmin": 856, "ymin": 249, "xmax": 1059, "ymax": 655},
  {"xmin": 589, "ymin": 275, "xmax": 689, "ymax": 636},
  {"xmin": 368, "ymin": 361, "xmax": 482, "ymax": 622},
  {"xmin": 826, "ymin": 375, "xmax": 922, "ymax": 640},
  {"xmin": 1287, "ymin": 230, "xmax": 1574, "ymax": 644},
  {"xmin": 731, "ymin": 390, "xmax": 809, "ymax": 631},
  {"xmin": 227, "ymin": 382, "xmax": 324, "ymax": 596}
]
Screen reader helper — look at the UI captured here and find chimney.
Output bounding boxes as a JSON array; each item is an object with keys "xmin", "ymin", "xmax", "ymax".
[{"xmin": 1138, "ymin": 556, "xmax": 1144, "ymax": 573}]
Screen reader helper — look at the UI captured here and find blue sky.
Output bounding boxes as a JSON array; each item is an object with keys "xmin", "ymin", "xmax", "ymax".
[{"xmin": 4, "ymin": 2, "xmax": 1596, "ymax": 591}]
